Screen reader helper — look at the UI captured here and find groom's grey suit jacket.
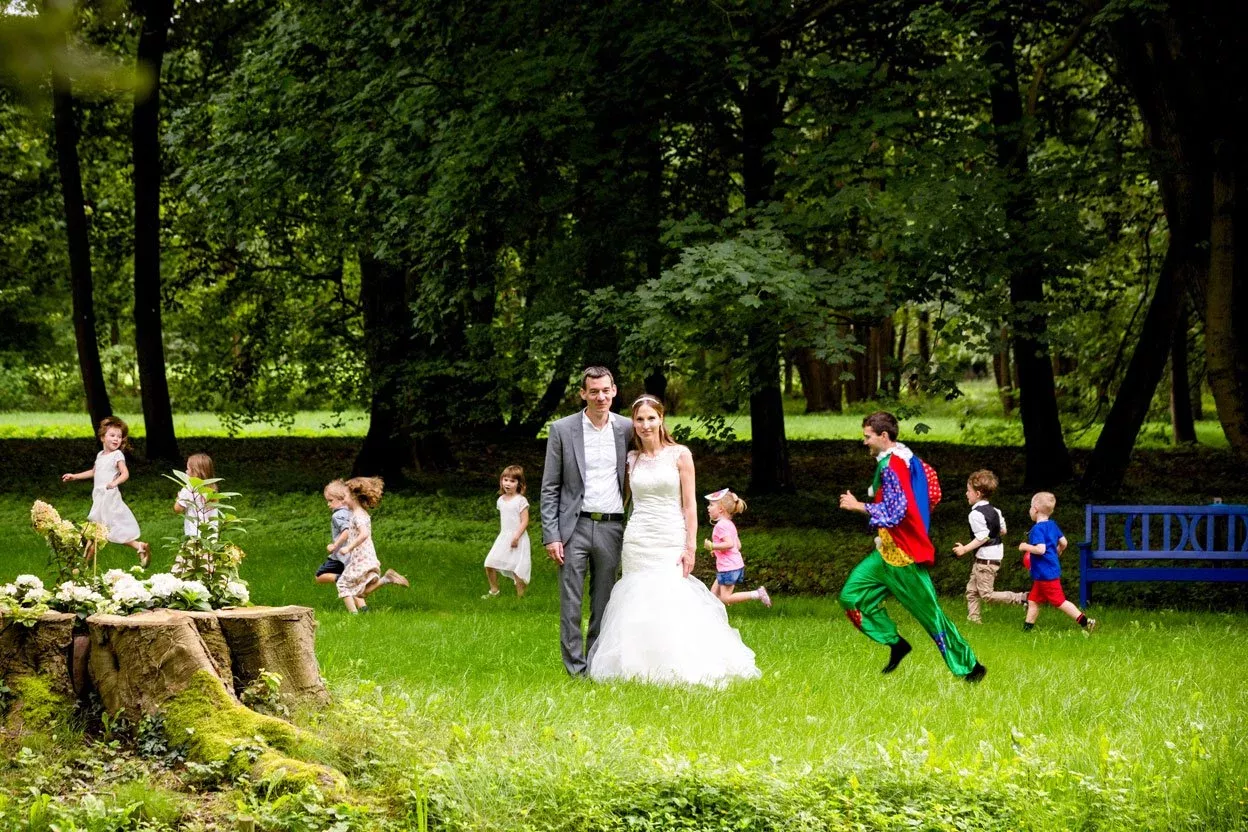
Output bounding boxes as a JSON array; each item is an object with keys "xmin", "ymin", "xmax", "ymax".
[{"xmin": 540, "ymin": 411, "xmax": 632, "ymax": 545}]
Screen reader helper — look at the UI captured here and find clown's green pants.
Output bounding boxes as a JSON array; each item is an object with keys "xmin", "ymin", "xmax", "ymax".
[{"xmin": 838, "ymin": 550, "xmax": 978, "ymax": 677}]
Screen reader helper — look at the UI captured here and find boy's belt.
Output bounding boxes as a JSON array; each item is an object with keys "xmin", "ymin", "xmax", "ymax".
[
  {"xmin": 976, "ymin": 557, "xmax": 1002, "ymax": 565},
  {"xmin": 581, "ymin": 511, "xmax": 624, "ymax": 522}
]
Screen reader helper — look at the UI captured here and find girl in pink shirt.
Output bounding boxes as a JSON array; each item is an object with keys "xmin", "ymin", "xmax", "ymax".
[{"xmin": 702, "ymin": 489, "xmax": 771, "ymax": 607}]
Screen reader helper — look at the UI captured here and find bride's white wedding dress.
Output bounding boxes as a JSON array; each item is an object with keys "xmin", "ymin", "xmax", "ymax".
[{"xmin": 588, "ymin": 445, "xmax": 761, "ymax": 686}]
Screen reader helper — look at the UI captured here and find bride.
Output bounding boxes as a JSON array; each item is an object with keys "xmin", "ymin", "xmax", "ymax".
[{"xmin": 588, "ymin": 395, "xmax": 760, "ymax": 686}]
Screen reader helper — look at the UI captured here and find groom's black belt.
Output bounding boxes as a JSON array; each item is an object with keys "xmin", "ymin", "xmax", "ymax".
[{"xmin": 581, "ymin": 511, "xmax": 625, "ymax": 522}]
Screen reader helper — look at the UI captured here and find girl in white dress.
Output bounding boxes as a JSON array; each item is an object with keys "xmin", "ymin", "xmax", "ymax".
[
  {"xmin": 589, "ymin": 396, "xmax": 760, "ymax": 687},
  {"xmin": 173, "ymin": 453, "xmax": 220, "ymax": 538},
  {"xmin": 61, "ymin": 416, "xmax": 150, "ymax": 567},
  {"xmin": 483, "ymin": 465, "xmax": 531, "ymax": 598}
]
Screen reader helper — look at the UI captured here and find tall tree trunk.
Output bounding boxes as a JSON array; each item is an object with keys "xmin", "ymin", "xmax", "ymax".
[
  {"xmin": 1085, "ymin": 0, "xmax": 1236, "ymax": 489},
  {"xmin": 1083, "ymin": 244, "xmax": 1190, "ymax": 492},
  {"xmin": 993, "ymin": 332, "xmax": 1016, "ymax": 416},
  {"xmin": 1205, "ymin": 146, "xmax": 1248, "ymax": 457},
  {"xmin": 984, "ymin": 15, "xmax": 1072, "ymax": 487},
  {"xmin": 896, "ymin": 305, "xmax": 909, "ymax": 379},
  {"xmin": 740, "ymin": 28, "xmax": 792, "ymax": 493},
  {"xmin": 793, "ymin": 348, "xmax": 839, "ymax": 413},
  {"xmin": 51, "ymin": 57, "xmax": 112, "ymax": 429},
  {"xmin": 353, "ymin": 254, "xmax": 417, "ymax": 479},
  {"xmin": 917, "ymin": 310, "xmax": 930, "ymax": 374},
  {"xmin": 1170, "ymin": 300, "xmax": 1197, "ymax": 443},
  {"xmin": 132, "ymin": 0, "xmax": 178, "ymax": 461}
]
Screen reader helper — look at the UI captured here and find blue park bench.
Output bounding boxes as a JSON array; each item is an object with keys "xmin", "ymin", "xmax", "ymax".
[{"xmin": 1078, "ymin": 503, "xmax": 1248, "ymax": 607}]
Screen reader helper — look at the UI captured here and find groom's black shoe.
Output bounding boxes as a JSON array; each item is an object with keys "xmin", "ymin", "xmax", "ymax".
[
  {"xmin": 882, "ymin": 637, "xmax": 912, "ymax": 674},
  {"xmin": 964, "ymin": 662, "xmax": 987, "ymax": 684}
]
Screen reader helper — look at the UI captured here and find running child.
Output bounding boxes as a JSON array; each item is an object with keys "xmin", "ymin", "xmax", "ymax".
[
  {"xmin": 61, "ymin": 416, "xmax": 150, "ymax": 567},
  {"xmin": 330, "ymin": 477, "xmax": 409, "ymax": 613},
  {"xmin": 703, "ymin": 488, "xmax": 770, "ymax": 607},
  {"xmin": 482, "ymin": 465, "xmax": 531, "ymax": 598},
  {"xmin": 1018, "ymin": 491, "xmax": 1097, "ymax": 632},
  {"xmin": 173, "ymin": 452, "xmax": 221, "ymax": 538}
]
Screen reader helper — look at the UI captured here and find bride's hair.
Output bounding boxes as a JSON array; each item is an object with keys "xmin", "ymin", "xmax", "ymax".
[{"xmin": 630, "ymin": 395, "xmax": 677, "ymax": 450}]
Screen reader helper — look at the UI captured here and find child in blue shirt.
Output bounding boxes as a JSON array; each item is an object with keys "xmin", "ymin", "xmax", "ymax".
[
  {"xmin": 1018, "ymin": 491, "xmax": 1097, "ymax": 633},
  {"xmin": 315, "ymin": 480, "xmax": 353, "ymax": 586}
]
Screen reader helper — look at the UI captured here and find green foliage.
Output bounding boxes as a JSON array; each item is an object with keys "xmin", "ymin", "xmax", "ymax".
[
  {"xmin": 240, "ymin": 669, "xmax": 290, "ymax": 720},
  {"xmin": 163, "ymin": 469, "xmax": 252, "ymax": 607}
]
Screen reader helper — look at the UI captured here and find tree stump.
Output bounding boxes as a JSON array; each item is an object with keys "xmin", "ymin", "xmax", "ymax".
[
  {"xmin": 0, "ymin": 612, "xmax": 77, "ymax": 698},
  {"xmin": 86, "ymin": 610, "xmax": 221, "ymax": 716},
  {"xmin": 216, "ymin": 606, "xmax": 329, "ymax": 706},
  {"xmin": 182, "ymin": 610, "xmax": 234, "ymax": 696}
]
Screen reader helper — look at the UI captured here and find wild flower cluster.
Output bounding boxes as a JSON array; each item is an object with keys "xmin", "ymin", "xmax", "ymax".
[
  {"xmin": 4, "ymin": 486, "xmax": 253, "ymax": 624},
  {"xmin": 0, "ymin": 568, "xmax": 249, "ymax": 624},
  {"xmin": 29, "ymin": 500, "xmax": 109, "ymax": 583}
]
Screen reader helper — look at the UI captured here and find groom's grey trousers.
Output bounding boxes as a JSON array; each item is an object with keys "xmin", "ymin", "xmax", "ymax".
[{"xmin": 560, "ymin": 515, "xmax": 623, "ymax": 675}]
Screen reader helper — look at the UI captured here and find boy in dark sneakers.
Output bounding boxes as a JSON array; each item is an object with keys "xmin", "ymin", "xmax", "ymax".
[
  {"xmin": 953, "ymin": 470, "xmax": 1027, "ymax": 623},
  {"xmin": 1018, "ymin": 491, "xmax": 1097, "ymax": 633}
]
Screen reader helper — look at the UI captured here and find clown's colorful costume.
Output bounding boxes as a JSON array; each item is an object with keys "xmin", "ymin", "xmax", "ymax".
[{"xmin": 838, "ymin": 443, "xmax": 982, "ymax": 678}]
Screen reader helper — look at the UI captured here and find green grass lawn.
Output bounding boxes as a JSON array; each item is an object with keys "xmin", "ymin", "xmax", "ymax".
[{"xmin": 3, "ymin": 458, "xmax": 1246, "ymax": 830}]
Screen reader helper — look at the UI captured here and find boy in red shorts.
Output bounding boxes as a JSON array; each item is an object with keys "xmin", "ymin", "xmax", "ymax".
[{"xmin": 1018, "ymin": 491, "xmax": 1097, "ymax": 632}]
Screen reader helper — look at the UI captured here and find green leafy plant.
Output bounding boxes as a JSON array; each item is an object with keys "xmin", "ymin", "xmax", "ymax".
[
  {"xmin": 162, "ymin": 470, "xmax": 251, "ymax": 607},
  {"xmin": 240, "ymin": 669, "xmax": 289, "ymax": 719}
]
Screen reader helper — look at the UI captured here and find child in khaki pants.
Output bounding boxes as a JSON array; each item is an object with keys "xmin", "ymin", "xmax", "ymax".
[{"xmin": 952, "ymin": 470, "xmax": 1026, "ymax": 623}]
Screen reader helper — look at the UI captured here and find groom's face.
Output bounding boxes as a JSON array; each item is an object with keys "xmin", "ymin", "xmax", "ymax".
[{"xmin": 580, "ymin": 376, "xmax": 616, "ymax": 417}]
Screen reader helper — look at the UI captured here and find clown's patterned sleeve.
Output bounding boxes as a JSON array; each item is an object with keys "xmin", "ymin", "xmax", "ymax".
[{"xmin": 865, "ymin": 466, "xmax": 907, "ymax": 529}]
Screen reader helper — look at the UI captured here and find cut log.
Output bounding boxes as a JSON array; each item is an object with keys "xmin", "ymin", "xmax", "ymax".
[
  {"xmin": 0, "ymin": 612, "xmax": 77, "ymax": 698},
  {"xmin": 216, "ymin": 606, "xmax": 328, "ymax": 706},
  {"xmin": 86, "ymin": 609, "xmax": 220, "ymax": 716}
]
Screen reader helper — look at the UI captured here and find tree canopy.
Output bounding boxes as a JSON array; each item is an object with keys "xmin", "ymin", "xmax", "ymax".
[{"xmin": 1, "ymin": 0, "xmax": 1244, "ymax": 490}]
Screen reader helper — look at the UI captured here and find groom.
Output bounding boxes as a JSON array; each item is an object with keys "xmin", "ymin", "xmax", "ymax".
[{"xmin": 541, "ymin": 366, "xmax": 634, "ymax": 676}]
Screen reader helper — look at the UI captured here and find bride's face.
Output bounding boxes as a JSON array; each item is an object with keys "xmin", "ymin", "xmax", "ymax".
[{"xmin": 632, "ymin": 403, "xmax": 663, "ymax": 446}]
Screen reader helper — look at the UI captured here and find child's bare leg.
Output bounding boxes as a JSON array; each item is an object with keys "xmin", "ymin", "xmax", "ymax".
[
  {"xmin": 315, "ymin": 573, "xmax": 338, "ymax": 584},
  {"xmin": 1024, "ymin": 600, "xmax": 1039, "ymax": 624},
  {"xmin": 723, "ymin": 586, "xmax": 768, "ymax": 605},
  {"xmin": 486, "ymin": 567, "xmax": 500, "ymax": 594},
  {"xmin": 363, "ymin": 569, "xmax": 410, "ymax": 596},
  {"xmin": 342, "ymin": 595, "xmax": 359, "ymax": 612},
  {"xmin": 514, "ymin": 577, "xmax": 527, "ymax": 598}
]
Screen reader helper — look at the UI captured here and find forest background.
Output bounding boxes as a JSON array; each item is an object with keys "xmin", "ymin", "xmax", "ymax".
[{"xmin": 1, "ymin": 0, "xmax": 1245, "ymax": 497}]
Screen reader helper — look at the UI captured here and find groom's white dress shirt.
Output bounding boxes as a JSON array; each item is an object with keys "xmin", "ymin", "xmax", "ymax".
[{"xmin": 581, "ymin": 411, "xmax": 624, "ymax": 514}]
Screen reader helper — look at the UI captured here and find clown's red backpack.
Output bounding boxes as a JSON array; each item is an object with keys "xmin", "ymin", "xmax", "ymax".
[{"xmin": 909, "ymin": 456, "xmax": 941, "ymax": 532}]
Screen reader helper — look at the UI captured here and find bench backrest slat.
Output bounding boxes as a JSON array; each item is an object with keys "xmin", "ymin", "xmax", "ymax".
[{"xmin": 1080, "ymin": 504, "xmax": 1248, "ymax": 607}]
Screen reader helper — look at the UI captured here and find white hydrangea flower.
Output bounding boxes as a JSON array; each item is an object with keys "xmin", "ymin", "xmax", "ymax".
[
  {"xmin": 55, "ymin": 582, "xmax": 93, "ymax": 603},
  {"xmin": 102, "ymin": 569, "xmax": 130, "ymax": 586},
  {"xmin": 0, "ymin": 583, "xmax": 16, "ymax": 598},
  {"xmin": 22, "ymin": 587, "xmax": 52, "ymax": 604},
  {"xmin": 15, "ymin": 575, "xmax": 45, "ymax": 591},
  {"xmin": 110, "ymin": 576, "xmax": 153, "ymax": 608},
  {"xmin": 146, "ymin": 573, "xmax": 184, "ymax": 599},
  {"xmin": 224, "ymin": 581, "xmax": 250, "ymax": 604},
  {"xmin": 180, "ymin": 580, "xmax": 210, "ymax": 598}
]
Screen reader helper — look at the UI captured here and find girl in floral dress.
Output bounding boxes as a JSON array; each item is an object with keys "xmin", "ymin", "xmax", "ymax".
[{"xmin": 333, "ymin": 477, "xmax": 408, "ymax": 613}]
